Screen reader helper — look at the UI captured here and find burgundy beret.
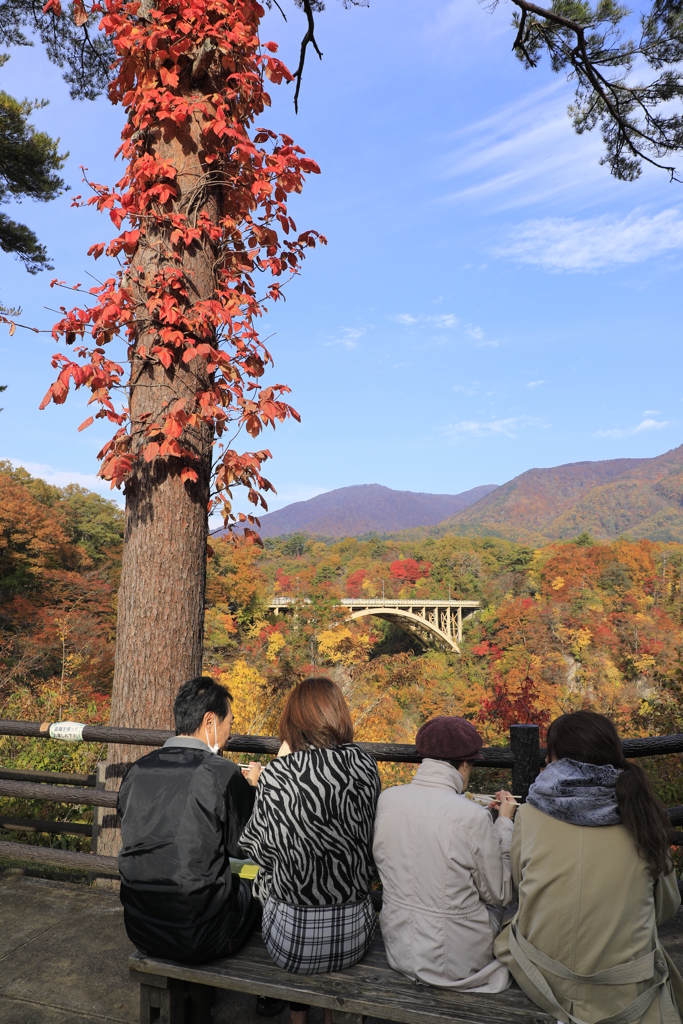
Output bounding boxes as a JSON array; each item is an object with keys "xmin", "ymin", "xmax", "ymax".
[{"xmin": 415, "ymin": 716, "xmax": 483, "ymax": 761}]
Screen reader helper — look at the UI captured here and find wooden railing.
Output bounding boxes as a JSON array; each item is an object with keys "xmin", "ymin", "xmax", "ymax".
[{"xmin": 1, "ymin": 719, "xmax": 682, "ymax": 876}]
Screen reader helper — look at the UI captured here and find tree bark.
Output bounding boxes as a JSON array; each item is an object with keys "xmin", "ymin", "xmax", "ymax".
[{"xmin": 100, "ymin": 83, "xmax": 219, "ymax": 856}]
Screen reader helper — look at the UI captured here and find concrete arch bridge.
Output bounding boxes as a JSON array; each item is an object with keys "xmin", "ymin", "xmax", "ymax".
[
  {"xmin": 340, "ymin": 598, "xmax": 479, "ymax": 654},
  {"xmin": 268, "ymin": 597, "xmax": 480, "ymax": 654}
]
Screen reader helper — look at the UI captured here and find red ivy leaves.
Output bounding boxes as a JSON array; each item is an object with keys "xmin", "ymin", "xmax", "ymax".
[{"xmin": 40, "ymin": 0, "xmax": 324, "ymax": 530}]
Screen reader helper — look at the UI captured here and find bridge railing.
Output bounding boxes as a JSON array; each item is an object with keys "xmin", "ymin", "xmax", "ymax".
[
  {"xmin": 339, "ymin": 599, "xmax": 481, "ymax": 607},
  {"xmin": 1, "ymin": 719, "xmax": 682, "ymax": 877}
]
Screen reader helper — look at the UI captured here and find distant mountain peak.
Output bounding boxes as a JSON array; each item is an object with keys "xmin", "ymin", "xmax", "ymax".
[{"xmin": 234, "ymin": 483, "xmax": 499, "ymax": 539}]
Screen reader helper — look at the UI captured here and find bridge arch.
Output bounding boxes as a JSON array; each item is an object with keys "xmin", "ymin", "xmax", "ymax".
[
  {"xmin": 347, "ymin": 607, "xmax": 460, "ymax": 653},
  {"xmin": 268, "ymin": 597, "xmax": 480, "ymax": 656}
]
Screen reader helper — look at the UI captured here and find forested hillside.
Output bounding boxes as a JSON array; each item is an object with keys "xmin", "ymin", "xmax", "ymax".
[
  {"xmin": 438, "ymin": 445, "xmax": 683, "ymax": 543},
  {"xmin": 205, "ymin": 529, "xmax": 680, "ymax": 747},
  {"xmin": 0, "ymin": 462, "xmax": 122, "ymax": 766},
  {"xmin": 2, "ymin": 466, "xmax": 681, "ymax": 808}
]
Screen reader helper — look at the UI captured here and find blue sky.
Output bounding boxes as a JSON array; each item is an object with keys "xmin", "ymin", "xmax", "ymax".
[{"xmin": 1, "ymin": 0, "xmax": 681, "ymax": 518}]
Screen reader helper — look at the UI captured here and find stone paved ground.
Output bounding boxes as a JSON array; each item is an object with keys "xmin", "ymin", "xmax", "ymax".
[{"xmin": 1, "ymin": 869, "xmax": 682, "ymax": 1024}]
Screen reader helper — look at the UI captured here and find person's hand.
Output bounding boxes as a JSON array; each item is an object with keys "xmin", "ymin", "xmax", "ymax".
[
  {"xmin": 489, "ymin": 790, "xmax": 517, "ymax": 819},
  {"xmin": 242, "ymin": 761, "xmax": 262, "ymax": 787}
]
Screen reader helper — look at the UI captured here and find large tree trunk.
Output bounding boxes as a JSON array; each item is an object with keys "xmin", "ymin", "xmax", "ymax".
[{"xmin": 99, "ymin": 87, "xmax": 219, "ymax": 858}]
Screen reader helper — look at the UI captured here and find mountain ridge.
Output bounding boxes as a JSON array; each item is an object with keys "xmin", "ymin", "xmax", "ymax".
[
  {"xmin": 434, "ymin": 445, "xmax": 683, "ymax": 543},
  {"xmin": 242, "ymin": 483, "xmax": 499, "ymax": 539},
  {"xmin": 233, "ymin": 446, "xmax": 683, "ymax": 543}
]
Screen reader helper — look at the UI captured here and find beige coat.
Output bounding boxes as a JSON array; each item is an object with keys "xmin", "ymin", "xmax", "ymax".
[
  {"xmin": 494, "ymin": 803, "xmax": 683, "ymax": 1024},
  {"xmin": 372, "ymin": 758, "xmax": 514, "ymax": 992}
]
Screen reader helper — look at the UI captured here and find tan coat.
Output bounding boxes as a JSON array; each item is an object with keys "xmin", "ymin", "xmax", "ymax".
[
  {"xmin": 494, "ymin": 804, "xmax": 683, "ymax": 1024},
  {"xmin": 373, "ymin": 758, "xmax": 514, "ymax": 992}
]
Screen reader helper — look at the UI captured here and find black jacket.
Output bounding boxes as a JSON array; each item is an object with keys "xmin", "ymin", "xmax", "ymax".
[{"xmin": 117, "ymin": 736, "xmax": 255, "ymax": 963}]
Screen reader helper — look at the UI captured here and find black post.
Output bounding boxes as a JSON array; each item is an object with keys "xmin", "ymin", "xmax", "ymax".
[{"xmin": 510, "ymin": 724, "xmax": 540, "ymax": 802}]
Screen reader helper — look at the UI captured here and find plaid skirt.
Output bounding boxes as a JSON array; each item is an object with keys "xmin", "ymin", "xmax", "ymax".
[{"xmin": 262, "ymin": 895, "xmax": 376, "ymax": 975}]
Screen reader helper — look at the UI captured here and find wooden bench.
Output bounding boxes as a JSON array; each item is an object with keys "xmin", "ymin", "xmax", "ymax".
[{"xmin": 129, "ymin": 928, "xmax": 555, "ymax": 1024}]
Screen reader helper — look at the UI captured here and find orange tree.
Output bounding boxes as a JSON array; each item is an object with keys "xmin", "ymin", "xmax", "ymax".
[
  {"xmin": 34, "ymin": 0, "xmax": 323, "ymax": 782},
  {"xmin": 0, "ymin": 463, "xmax": 122, "ymax": 703}
]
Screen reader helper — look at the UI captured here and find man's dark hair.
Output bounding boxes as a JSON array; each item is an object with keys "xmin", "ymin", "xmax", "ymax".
[{"xmin": 173, "ymin": 676, "xmax": 232, "ymax": 736}]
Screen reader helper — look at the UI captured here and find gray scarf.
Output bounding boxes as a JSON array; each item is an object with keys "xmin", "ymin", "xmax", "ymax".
[{"xmin": 527, "ymin": 758, "xmax": 622, "ymax": 826}]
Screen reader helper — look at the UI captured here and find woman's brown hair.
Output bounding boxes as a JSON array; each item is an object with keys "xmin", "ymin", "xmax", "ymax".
[
  {"xmin": 279, "ymin": 677, "xmax": 354, "ymax": 752},
  {"xmin": 547, "ymin": 710, "xmax": 672, "ymax": 878}
]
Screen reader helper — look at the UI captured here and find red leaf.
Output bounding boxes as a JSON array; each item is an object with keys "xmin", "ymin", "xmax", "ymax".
[
  {"xmin": 143, "ymin": 442, "xmax": 160, "ymax": 462},
  {"xmin": 160, "ymin": 68, "xmax": 179, "ymax": 88},
  {"xmin": 78, "ymin": 416, "xmax": 94, "ymax": 431},
  {"xmin": 39, "ymin": 387, "xmax": 53, "ymax": 410},
  {"xmin": 181, "ymin": 467, "xmax": 198, "ymax": 484}
]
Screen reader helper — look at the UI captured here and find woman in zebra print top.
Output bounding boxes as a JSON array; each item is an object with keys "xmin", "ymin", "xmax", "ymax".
[{"xmin": 239, "ymin": 677, "xmax": 381, "ymax": 1024}]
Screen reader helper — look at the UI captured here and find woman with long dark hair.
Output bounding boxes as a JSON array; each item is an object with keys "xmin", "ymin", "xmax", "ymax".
[
  {"xmin": 494, "ymin": 710, "xmax": 683, "ymax": 1024},
  {"xmin": 239, "ymin": 677, "xmax": 381, "ymax": 1024}
]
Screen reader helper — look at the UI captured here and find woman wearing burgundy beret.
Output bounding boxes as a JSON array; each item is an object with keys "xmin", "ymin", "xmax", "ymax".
[{"xmin": 373, "ymin": 715, "xmax": 517, "ymax": 992}]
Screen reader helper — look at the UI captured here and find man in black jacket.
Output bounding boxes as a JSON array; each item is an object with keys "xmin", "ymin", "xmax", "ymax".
[{"xmin": 117, "ymin": 676, "xmax": 262, "ymax": 964}]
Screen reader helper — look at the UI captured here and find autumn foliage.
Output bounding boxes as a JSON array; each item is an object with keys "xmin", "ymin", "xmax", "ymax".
[
  {"xmin": 38, "ymin": 0, "xmax": 323, "ymax": 529},
  {"xmin": 390, "ymin": 557, "xmax": 431, "ymax": 585},
  {"xmin": 2, "ymin": 467, "xmax": 683, "ymax": 805},
  {"xmin": 203, "ymin": 531, "xmax": 683, "ymax": 749}
]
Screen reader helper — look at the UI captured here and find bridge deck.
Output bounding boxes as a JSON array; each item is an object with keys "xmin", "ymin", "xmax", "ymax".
[
  {"xmin": 340, "ymin": 599, "xmax": 480, "ymax": 608},
  {"xmin": 266, "ymin": 597, "xmax": 480, "ymax": 651},
  {"xmin": 267, "ymin": 598, "xmax": 480, "ymax": 608}
]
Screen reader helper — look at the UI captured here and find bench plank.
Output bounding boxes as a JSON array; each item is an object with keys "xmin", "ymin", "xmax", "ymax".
[{"xmin": 129, "ymin": 931, "xmax": 554, "ymax": 1024}]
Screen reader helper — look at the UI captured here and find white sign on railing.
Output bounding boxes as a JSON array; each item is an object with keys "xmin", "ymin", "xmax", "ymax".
[{"xmin": 48, "ymin": 722, "xmax": 86, "ymax": 742}]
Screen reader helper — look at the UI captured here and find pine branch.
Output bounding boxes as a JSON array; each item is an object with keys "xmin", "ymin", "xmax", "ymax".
[{"xmin": 507, "ymin": 0, "xmax": 683, "ymax": 179}]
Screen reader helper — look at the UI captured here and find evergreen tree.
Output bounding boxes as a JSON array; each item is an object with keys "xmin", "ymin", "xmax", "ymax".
[
  {"xmin": 0, "ymin": 0, "xmax": 112, "ymax": 100},
  {"xmin": 0, "ymin": 61, "xmax": 66, "ymax": 271},
  {"xmin": 0, "ymin": 0, "xmax": 112, "ymax": 310}
]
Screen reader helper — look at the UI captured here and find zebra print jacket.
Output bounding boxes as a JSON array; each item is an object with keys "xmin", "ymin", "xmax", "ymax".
[{"xmin": 239, "ymin": 744, "xmax": 381, "ymax": 907}]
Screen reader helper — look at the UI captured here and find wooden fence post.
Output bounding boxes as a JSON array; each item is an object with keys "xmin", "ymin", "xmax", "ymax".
[
  {"xmin": 91, "ymin": 760, "xmax": 106, "ymax": 854},
  {"xmin": 510, "ymin": 724, "xmax": 540, "ymax": 802}
]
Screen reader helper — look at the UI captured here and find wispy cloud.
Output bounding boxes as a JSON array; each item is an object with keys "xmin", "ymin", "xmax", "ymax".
[
  {"xmin": 527, "ymin": 380, "xmax": 546, "ymax": 388},
  {"xmin": 323, "ymin": 326, "xmax": 366, "ymax": 349},
  {"xmin": 391, "ymin": 312, "xmax": 458, "ymax": 329},
  {"xmin": 438, "ymin": 84, "xmax": 607, "ymax": 213},
  {"xmin": 444, "ymin": 415, "xmax": 541, "ymax": 442},
  {"xmin": 391, "ymin": 312, "xmax": 496, "ymax": 346},
  {"xmin": 594, "ymin": 418, "xmax": 668, "ymax": 439},
  {"xmin": 635, "ymin": 419, "xmax": 667, "ymax": 433},
  {"xmin": 643, "ymin": 409, "xmax": 659, "ymax": 416},
  {"xmin": 431, "ymin": 314, "xmax": 458, "ymax": 329},
  {"xmin": 495, "ymin": 209, "xmax": 683, "ymax": 272}
]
